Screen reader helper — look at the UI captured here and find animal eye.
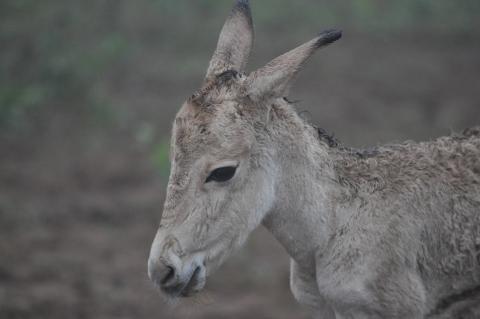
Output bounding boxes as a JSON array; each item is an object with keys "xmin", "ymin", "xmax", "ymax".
[{"xmin": 205, "ymin": 166, "xmax": 237, "ymax": 183}]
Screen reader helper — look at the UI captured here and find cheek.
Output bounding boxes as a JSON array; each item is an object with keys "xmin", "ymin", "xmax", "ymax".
[
  {"xmin": 203, "ymin": 180, "xmax": 275, "ymax": 272},
  {"xmin": 237, "ymin": 169, "xmax": 276, "ymax": 229},
  {"xmin": 189, "ymin": 192, "xmax": 233, "ymax": 245}
]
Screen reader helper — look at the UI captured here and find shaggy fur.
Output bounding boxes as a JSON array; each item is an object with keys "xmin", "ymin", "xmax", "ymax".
[{"xmin": 148, "ymin": 1, "xmax": 480, "ymax": 317}]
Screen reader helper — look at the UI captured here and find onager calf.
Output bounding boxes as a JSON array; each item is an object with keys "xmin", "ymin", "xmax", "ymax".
[{"xmin": 148, "ymin": 1, "xmax": 480, "ymax": 317}]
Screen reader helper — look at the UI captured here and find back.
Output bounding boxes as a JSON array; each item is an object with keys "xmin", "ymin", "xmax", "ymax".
[{"xmin": 333, "ymin": 127, "xmax": 480, "ymax": 313}]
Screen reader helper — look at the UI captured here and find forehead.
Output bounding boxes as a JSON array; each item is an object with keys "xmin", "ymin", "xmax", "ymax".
[{"xmin": 172, "ymin": 100, "xmax": 251, "ymax": 162}]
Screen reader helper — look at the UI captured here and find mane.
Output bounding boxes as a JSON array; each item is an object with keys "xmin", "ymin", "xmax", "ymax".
[
  {"xmin": 461, "ymin": 126, "xmax": 480, "ymax": 138},
  {"xmin": 292, "ymin": 102, "xmax": 380, "ymax": 159},
  {"xmin": 293, "ymin": 106, "xmax": 479, "ymax": 160},
  {"xmin": 315, "ymin": 126, "xmax": 339, "ymax": 148}
]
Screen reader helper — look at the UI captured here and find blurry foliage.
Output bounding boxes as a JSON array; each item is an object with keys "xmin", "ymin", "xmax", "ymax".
[
  {"xmin": 0, "ymin": 0, "xmax": 128, "ymax": 131},
  {"xmin": 151, "ymin": 139, "xmax": 171, "ymax": 178},
  {"xmin": 150, "ymin": 0, "xmax": 480, "ymax": 34},
  {"xmin": 134, "ymin": 122, "xmax": 170, "ymax": 177},
  {"xmin": 0, "ymin": 0, "xmax": 479, "ymax": 132}
]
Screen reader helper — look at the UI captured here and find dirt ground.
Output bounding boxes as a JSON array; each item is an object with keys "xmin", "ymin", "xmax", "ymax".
[{"xmin": 1, "ymin": 34, "xmax": 480, "ymax": 319}]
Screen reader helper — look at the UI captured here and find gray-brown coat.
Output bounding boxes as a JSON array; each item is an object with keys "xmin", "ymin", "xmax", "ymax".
[{"xmin": 148, "ymin": 1, "xmax": 480, "ymax": 318}]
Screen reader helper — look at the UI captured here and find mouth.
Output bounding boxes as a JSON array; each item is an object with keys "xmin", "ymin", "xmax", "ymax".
[{"xmin": 160, "ymin": 265, "xmax": 206, "ymax": 298}]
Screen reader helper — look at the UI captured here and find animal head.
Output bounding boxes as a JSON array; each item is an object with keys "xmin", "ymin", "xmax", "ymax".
[{"xmin": 148, "ymin": 0, "xmax": 341, "ymax": 298}]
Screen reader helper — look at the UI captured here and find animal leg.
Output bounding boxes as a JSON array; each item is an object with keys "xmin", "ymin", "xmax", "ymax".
[{"xmin": 290, "ymin": 260, "xmax": 336, "ymax": 319}]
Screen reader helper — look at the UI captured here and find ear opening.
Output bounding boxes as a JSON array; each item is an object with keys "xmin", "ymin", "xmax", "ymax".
[
  {"xmin": 246, "ymin": 29, "xmax": 342, "ymax": 100},
  {"xmin": 205, "ymin": 0, "xmax": 254, "ymax": 80}
]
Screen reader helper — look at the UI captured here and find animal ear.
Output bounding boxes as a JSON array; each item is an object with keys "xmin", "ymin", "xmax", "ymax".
[
  {"xmin": 205, "ymin": 0, "xmax": 254, "ymax": 79},
  {"xmin": 245, "ymin": 29, "xmax": 342, "ymax": 100}
]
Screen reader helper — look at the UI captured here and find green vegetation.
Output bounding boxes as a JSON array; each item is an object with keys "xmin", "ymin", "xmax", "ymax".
[
  {"xmin": 151, "ymin": 139, "xmax": 171, "ymax": 178},
  {"xmin": 2, "ymin": 0, "xmax": 478, "ymax": 177},
  {"xmin": 0, "ymin": 0, "xmax": 128, "ymax": 131},
  {"xmin": 150, "ymin": 0, "xmax": 480, "ymax": 34},
  {"xmin": 1, "ymin": 0, "xmax": 478, "ymax": 134}
]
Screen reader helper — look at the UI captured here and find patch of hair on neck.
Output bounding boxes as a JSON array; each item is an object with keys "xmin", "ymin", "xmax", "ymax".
[
  {"xmin": 316, "ymin": 126, "xmax": 339, "ymax": 148},
  {"xmin": 291, "ymin": 104, "xmax": 339, "ymax": 148},
  {"xmin": 461, "ymin": 126, "xmax": 480, "ymax": 138},
  {"xmin": 281, "ymin": 99, "xmax": 380, "ymax": 158},
  {"xmin": 283, "ymin": 97, "xmax": 301, "ymax": 104}
]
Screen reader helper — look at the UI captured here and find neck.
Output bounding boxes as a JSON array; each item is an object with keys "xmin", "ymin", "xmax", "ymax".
[{"xmin": 261, "ymin": 109, "xmax": 346, "ymax": 270}]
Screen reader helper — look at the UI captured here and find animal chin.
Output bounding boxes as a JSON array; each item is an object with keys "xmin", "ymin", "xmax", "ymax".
[
  {"xmin": 161, "ymin": 265, "xmax": 205, "ymax": 298},
  {"xmin": 180, "ymin": 266, "xmax": 206, "ymax": 297}
]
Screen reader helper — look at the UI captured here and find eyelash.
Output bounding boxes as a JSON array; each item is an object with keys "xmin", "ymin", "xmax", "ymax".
[{"xmin": 205, "ymin": 166, "xmax": 237, "ymax": 183}]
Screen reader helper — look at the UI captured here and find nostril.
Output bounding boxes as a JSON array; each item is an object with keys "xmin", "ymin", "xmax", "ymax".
[
  {"xmin": 148, "ymin": 259, "xmax": 177, "ymax": 287},
  {"xmin": 161, "ymin": 265, "xmax": 175, "ymax": 285}
]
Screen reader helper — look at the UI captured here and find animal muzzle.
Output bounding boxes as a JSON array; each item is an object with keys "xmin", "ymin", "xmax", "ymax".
[{"xmin": 148, "ymin": 234, "xmax": 206, "ymax": 297}]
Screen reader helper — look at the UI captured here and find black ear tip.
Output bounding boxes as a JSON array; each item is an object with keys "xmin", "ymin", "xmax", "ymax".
[
  {"xmin": 232, "ymin": 0, "xmax": 252, "ymax": 17},
  {"xmin": 235, "ymin": 0, "xmax": 250, "ymax": 10},
  {"xmin": 315, "ymin": 29, "xmax": 342, "ymax": 47}
]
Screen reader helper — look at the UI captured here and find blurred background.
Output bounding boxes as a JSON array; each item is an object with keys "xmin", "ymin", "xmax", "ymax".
[{"xmin": 1, "ymin": 0, "xmax": 479, "ymax": 318}]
